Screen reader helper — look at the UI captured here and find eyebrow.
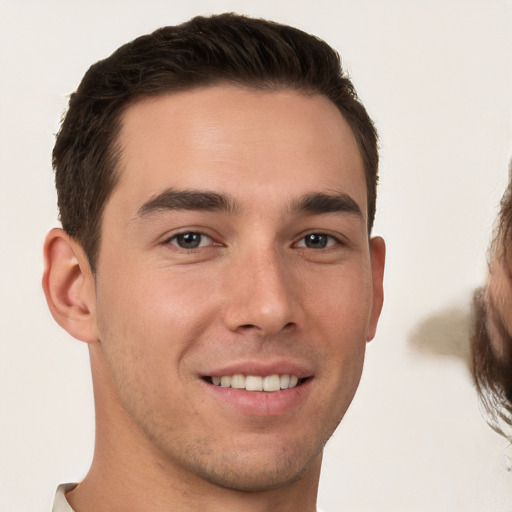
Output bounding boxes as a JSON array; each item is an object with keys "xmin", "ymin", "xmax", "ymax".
[
  {"xmin": 291, "ymin": 192, "xmax": 363, "ymax": 218},
  {"xmin": 137, "ymin": 189, "xmax": 238, "ymax": 217},
  {"xmin": 135, "ymin": 188, "xmax": 362, "ymax": 220}
]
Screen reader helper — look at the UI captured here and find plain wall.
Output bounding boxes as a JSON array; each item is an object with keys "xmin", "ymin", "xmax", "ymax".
[{"xmin": 1, "ymin": 1, "xmax": 511, "ymax": 510}]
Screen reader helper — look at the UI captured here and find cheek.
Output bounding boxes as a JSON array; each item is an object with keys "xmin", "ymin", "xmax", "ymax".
[
  {"xmin": 93, "ymin": 274, "xmax": 205, "ymax": 428},
  {"xmin": 93, "ymin": 267, "xmax": 206, "ymax": 386},
  {"xmin": 94, "ymin": 259, "xmax": 227, "ymax": 398},
  {"xmin": 96, "ymin": 257, "xmax": 216, "ymax": 333},
  {"xmin": 305, "ymin": 263, "xmax": 371, "ymax": 389},
  {"xmin": 305, "ymin": 261, "xmax": 373, "ymax": 333}
]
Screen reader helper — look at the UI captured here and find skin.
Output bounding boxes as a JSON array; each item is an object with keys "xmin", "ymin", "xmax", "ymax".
[
  {"xmin": 43, "ymin": 85, "xmax": 385, "ymax": 512},
  {"xmin": 486, "ymin": 251, "xmax": 512, "ymax": 358}
]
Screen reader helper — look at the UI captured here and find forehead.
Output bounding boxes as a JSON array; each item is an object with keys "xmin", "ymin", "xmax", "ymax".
[{"xmin": 112, "ymin": 85, "xmax": 366, "ymax": 216}]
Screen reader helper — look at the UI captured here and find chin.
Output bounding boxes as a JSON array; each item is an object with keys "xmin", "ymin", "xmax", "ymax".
[
  {"xmin": 198, "ymin": 453, "xmax": 317, "ymax": 493},
  {"xmin": 170, "ymin": 435, "xmax": 324, "ymax": 494}
]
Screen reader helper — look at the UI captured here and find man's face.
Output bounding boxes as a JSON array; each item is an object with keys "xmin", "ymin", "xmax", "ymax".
[{"xmin": 91, "ymin": 85, "xmax": 384, "ymax": 492}]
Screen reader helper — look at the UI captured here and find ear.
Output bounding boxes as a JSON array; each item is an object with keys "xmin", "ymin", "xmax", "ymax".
[
  {"xmin": 42, "ymin": 228, "xmax": 99, "ymax": 343},
  {"xmin": 366, "ymin": 236, "xmax": 385, "ymax": 342}
]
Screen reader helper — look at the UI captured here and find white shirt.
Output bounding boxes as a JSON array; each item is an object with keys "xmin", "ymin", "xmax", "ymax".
[{"xmin": 52, "ymin": 483, "xmax": 76, "ymax": 512}]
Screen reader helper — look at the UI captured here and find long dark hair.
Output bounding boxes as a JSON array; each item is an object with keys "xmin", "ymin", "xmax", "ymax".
[{"xmin": 471, "ymin": 162, "xmax": 512, "ymax": 441}]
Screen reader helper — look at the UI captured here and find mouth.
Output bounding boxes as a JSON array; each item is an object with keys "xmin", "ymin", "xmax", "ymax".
[
  {"xmin": 200, "ymin": 366, "xmax": 314, "ymax": 416},
  {"xmin": 204, "ymin": 374, "xmax": 309, "ymax": 392}
]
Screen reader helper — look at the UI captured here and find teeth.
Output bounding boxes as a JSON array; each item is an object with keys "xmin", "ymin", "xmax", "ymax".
[
  {"xmin": 231, "ymin": 374, "xmax": 245, "ymax": 389},
  {"xmin": 263, "ymin": 374, "xmax": 280, "ymax": 392},
  {"xmin": 246, "ymin": 376, "xmax": 263, "ymax": 391},
  {"xmin": 210, "ymin": 373, "xmax": 302, "ymax": 392}
]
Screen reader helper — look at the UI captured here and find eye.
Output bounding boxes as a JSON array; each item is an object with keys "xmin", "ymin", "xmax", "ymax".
[
  {"xmin": 168, "ymin": 232, "xmax": 213, "ymax": 249},
  {"xmin": 296, "ymin": 233, "xmax": 339, "ymax": 249}
]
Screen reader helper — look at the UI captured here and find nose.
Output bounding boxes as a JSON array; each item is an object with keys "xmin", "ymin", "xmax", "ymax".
[{"xmin": 222, "ymin": 246, "xmax": 301, "ymax": 337}]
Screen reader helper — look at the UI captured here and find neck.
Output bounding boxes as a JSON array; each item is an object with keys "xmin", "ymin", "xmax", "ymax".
[{"xmin": 67, "ymin": 344, "xmax": 321, "ymax": 512}]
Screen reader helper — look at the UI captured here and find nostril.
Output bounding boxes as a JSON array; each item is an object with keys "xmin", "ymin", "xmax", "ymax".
[
  {"xmin": 237, "ymin": 322, "xmax": 296, "ymax": 334},
  {"xmin": 240, "ymin": 324, "xmax": 257, "ymax": 329}
]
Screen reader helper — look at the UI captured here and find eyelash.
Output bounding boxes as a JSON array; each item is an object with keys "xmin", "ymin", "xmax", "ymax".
[{"xmin": 164, "ymin": 231, "xmax": 342, "ymax": 251}]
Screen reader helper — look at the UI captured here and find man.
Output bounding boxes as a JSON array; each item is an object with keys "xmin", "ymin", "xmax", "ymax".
[{"xmin": 43, "ymin": 13, "xmax": 385, "ymax": 512}]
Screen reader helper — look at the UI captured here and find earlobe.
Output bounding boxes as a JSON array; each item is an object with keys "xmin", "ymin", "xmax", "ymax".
[
  {"xmin": 366, "ymin": 236, "xmax": 385, "ymax": 342},
  {"xmin": 42, "ymin": 228, "xmax": 99, "ymax": 343}
]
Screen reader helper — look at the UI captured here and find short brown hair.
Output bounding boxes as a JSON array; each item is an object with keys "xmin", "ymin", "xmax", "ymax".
[{"xmin": 53, "ymin": 13, "xmax": 379, "ymax": 270}]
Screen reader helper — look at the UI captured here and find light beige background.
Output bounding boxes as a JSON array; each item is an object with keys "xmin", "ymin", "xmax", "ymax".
[{"xmin": 1, "ymin": 0, "xmax": 511, "ymax": 510}]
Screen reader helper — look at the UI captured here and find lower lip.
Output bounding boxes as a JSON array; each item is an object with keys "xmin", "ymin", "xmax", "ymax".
[{"xmin": 201, "ymin": 378, "xmax": 313, "ymax": 417}]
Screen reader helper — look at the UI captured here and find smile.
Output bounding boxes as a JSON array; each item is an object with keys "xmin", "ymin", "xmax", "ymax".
[{"xmin": 209, "ymin": 374, "xmax": 302, "ymax": 392}]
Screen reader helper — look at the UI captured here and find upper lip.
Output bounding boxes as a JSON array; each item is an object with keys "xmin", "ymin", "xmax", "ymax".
[{"xmin": 202, "ymin": 359, "xmax": 314, "ymax": 379}]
